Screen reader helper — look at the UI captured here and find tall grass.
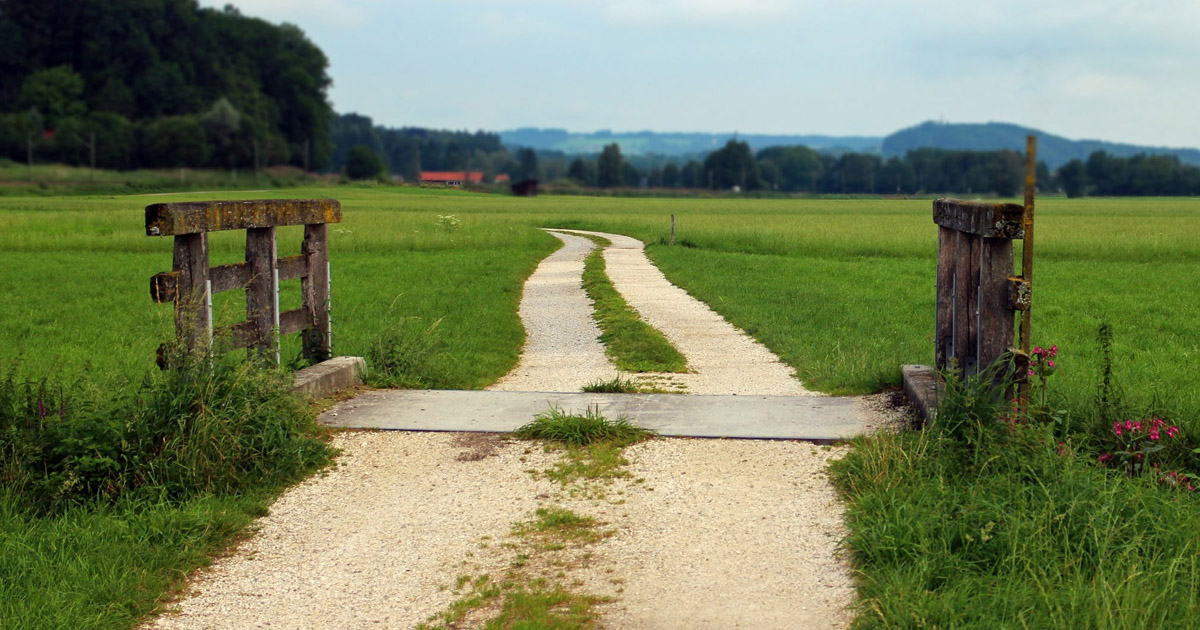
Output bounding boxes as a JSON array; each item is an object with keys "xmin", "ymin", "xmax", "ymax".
[{"xmin": 832, "ymin": 351, "xmax": 1200, "ymax": 629}]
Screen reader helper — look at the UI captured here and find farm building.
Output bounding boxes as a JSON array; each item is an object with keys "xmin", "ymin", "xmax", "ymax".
[{"xmin": 419, "ymin": 171, "xmax": 485, "ymax": 186}]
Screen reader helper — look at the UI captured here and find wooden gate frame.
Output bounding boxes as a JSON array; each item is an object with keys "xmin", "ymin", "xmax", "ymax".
[
  {"xmin": 933, "ymin": 136, "xmax": 1037, "ymax": 401},
  {"xmin": 147, "ymin": 199, "xmax": 342, "ymax": 366}
]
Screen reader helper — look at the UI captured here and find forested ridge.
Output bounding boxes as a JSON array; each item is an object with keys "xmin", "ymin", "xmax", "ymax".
[
  {"xmin": 0, "ymin": 0, "xmax": 333, "ymax": 170},
  {"xmin": 1, "ymin": 1, "xmax": 1196, "ymax": 196}
]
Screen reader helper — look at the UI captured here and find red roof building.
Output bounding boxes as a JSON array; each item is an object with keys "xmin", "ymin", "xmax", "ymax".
[{"xmin": 420, "ymin": 171, "xmax": 484, "ymax": 186}]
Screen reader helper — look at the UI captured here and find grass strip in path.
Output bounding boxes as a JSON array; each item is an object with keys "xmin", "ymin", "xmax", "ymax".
[{"xmin": 562, "ymin": 232, "xmax": 687, "ymax": 374}]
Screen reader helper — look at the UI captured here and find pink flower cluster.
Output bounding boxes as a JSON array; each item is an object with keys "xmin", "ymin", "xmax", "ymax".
[
  {"xmin": 1028, "ymin": 344, "xmax": 1058, "ymax": 378},
  {"xmin": 1112, "ymin": 418, "xmax": 1178, "ymax": 441}
]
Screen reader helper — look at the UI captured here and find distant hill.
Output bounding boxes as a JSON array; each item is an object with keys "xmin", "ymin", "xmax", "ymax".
[
  {"xmin": 501, "ymin": 123, "xmax": 1200, "ymax": 170},
  {"xmin": 883, "ymin": 121, "xmax": 1200, "ymax": 169},
  {"xmin": 499, "ymin": 128, "xmax": 882, "ymax": 157}
]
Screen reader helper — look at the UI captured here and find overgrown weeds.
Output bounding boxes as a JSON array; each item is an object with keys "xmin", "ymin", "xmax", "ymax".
[
  {"xmin": 514, "ymin": 406, "xmax": 653, "ymax": 496},
  {"xmin": 0, "ymin": 345, "xmax": 332, "ymax": 513},
  {"xmin": 832, "ymin": 326, "xmax": 1200, "ymax": 628},
  {"xmin": 514, "ymin": 406, "xmax": 652, "ymax": 448},
  {"xmin": 365, "ymin": 311, "xmax": 453, "ymax": 389}
]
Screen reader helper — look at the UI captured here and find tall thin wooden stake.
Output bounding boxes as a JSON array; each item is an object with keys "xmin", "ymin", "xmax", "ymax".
[
  {"xmin": 1018, "ymin": 135, "xmax": 1037, "ymax": 406},
  {"xmin": 670, "ymin": 214, "xmax": 676, "ymax": 245}
]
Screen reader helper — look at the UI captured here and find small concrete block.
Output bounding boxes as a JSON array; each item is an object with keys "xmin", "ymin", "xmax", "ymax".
[
  {"xmin": 901, "ymin": 364, "xmax": 939, "ymax": 423},
  {"xmin": 293, "ymin": 356, "xmax": 366, "ymax": 398}
]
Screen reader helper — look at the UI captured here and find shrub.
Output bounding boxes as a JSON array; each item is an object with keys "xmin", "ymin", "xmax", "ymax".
[{"xmin": 0, "ymin": 349, "xmax": 332, "ymax": 513}]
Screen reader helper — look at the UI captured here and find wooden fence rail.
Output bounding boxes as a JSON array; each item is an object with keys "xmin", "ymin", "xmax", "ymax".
[{"xmin": 147, "ymin": 199, "xmax": 342, "ymax": 367}]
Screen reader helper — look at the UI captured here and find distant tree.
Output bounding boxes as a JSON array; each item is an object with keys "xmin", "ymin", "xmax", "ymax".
[
  {"xmin": 990, "ymin": 150, "xmax": 1025, "ymax": 197},
  {"xmin": 345, "ymin": 144, "xmax": 385, "ymax": 180},
  {"xmin": 704, "ymin": 140, "xmax": 762, "ymax": 190},
  {"xmin": 514, "ymin": 147, "xmax": 539, "ymax": 181},
  {"xmin": 621, "ymin": 161, "xmax": 641, "ymax": 187},
  {"xmin": 662, "ymin": 163, "xmax": 680, "ymax": 187},
  {"xmin": 756, "ymin": 145, "xmax": 822, "ymax": 192},
  {"xmin": 878, "ymin": 157, "xmax": 915, "ymax": 194},
  {"xmin": 597, "ymin": 142, "xmax": 623, "ymax": 188},
  {"xmin": 1058, "ymin": 160, "xmax": 1087, "ymax": 198},
  {"xmin": 143, "ymin": 115, "xmax": 209, "ymax": 167},
  {"xmin": 680, "ymin": 160, "xmax": 702, "ymax": 188},
  {"xmin": 19, "ymin": 66, "xmax": 86, "ymax": 125},
  {"xmin": 567, "ymin": 157, "xmax": 591, "ymax": 185}
]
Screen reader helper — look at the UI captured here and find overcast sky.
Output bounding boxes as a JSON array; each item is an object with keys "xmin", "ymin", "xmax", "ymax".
[{"xmin": 200, "ymin": 0, "xmax": 1200, "ymax": 148}]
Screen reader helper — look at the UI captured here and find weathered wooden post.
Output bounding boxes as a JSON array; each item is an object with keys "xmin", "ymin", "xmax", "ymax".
[
  {"xmin": 932, "ymin": 198, "xmax": 1029, "ymax": 377},
  {"xmin": 903, "ymin": 137, "xmax": 1037, "ymax": 419},
  {"xmin": 148, "ymin": 199, "xmax": 341, "ymax": 367}
]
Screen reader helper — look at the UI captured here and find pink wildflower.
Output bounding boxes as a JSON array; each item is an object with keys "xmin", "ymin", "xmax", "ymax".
[{"xmin": 1047, "ymin": 360, "xmax": 1055, "ymax": 368}]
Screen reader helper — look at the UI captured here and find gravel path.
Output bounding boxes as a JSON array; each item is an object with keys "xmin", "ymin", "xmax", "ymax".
[
  {"xmin": 489, "ymin": 230, "xmax": 619, "ymax": 392},
  {"xmin": 146, "ymin": 432, "xmax": 561, "ymax": 629},
  {"xmin": 147, "ymin": 227, "xmax": 862, "ymax": 629},
  {"xmin": 590, "ymin": 439, "xmax": 854, "ymax": 629},
  {"xmin": 559, "ymin": 230, "xmax": 815, "ymax": 396}
]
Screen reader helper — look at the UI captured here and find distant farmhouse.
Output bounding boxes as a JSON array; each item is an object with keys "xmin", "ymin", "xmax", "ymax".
[{"xmin": 419, "ymin": 171, "xmax": 507, "ymax": 186}]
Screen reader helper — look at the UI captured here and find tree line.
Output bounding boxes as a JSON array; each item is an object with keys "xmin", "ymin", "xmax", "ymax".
[
  {"xmin": 0, "ymin": 0, "xmax": 333, "ymax": 171},
  {"xmin": 550, "ymin": 141, "xmax": 1200, "ymax": 197}
]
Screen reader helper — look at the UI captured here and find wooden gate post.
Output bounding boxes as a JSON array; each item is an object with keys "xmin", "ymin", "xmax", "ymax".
[
  {"xmin": 170, "ymin": 232, "xmax": 211, "ymax": 353},
  {"xmin": 148, "ymin": 199, "xmax": 342, "ymax": 368},
  {"xmin": 933, "ymin": 199, "xmax": 1028, "ymax": 379},
  {"xmin": 245, "ymin": 226, "xmax": 279, "ymax": 363},
  {"xmin": 301, "ymin": 223, "xmax": 331, "ymax": 362}
]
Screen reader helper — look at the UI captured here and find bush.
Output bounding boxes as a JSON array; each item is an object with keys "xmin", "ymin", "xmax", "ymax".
[
  {"xmin": 0, "ymin": 349, "xmax": 332, "ymax": 513},
  {"xmin": 344, "ymin": 145, "xmax": 385, "ymax": 181}
]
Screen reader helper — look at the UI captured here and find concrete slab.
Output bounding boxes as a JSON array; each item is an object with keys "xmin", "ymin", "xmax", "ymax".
[
  {"xmin": 292, "ymin": 356, "xmax": 366, "ymax": 398},
  {"xmin": 320, "ymin": 389, "xmax": 876, "ymax": 441},
  {"xmin": 901, "ymin": 364, "xmax": 939, "ymax": 424}
]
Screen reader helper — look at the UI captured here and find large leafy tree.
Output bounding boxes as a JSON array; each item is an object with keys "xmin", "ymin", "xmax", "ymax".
[{"xmin": 0, "ymin": 0, "xmax": 334, "ymax": 169}]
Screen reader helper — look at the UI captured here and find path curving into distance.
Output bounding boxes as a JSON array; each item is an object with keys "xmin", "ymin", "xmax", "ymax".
[
  {"xmin": 564, "ymin": 229, "xmax": 816, "ymax": 396},
  {"xmin": 488, "ymin": 231, "xmax": 618, "ymax": 392}
]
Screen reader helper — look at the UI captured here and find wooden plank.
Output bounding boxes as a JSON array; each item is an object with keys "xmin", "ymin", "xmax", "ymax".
[
  {"xmin": 279, "ymin": 308, "xmax": 310, "ymax": 336},
  {"xmin": 965, "ymin": 233, "xmax": 981, "ymax": 377},
  {"xmin": 245, "ymin": 227, "xmax": 278, "ymax": 360},
  {"xmin": 933, "ymin": 198, "xmax": 1025, "ymax": 238},
  {"xmin": 145, "ymin": 199, "xmax": 342, "ymax": 236},
  {"xmin": 301, "ymin": 224, "xmax": 331, "ymax": 361},
  {"xmin": 278, "ymin": 255, "xmax": 307, "ymax": 282},
  {"xmin": 210, "ymin": 262, "xmax": 251, "ymax": 294},
  {"xmin": 978, "ymin": 238, "xmax": 1014, "ymax": 372},
  {"xmin": 215, "ymin": 320, "xmax": 256, "ymax": 350},
  {"xmin": 951, "ymin": 231, "xmax": 973, "ymax": 376},
  {"xmin": 172, "ymin": 233, "xmax": 210, "ymax": 351},
  {"xmin": 934, "ymin": 226, "xmax": 956, "ymax": 371},
  {"xmin": 150, "ymin": 272, "xmax": 179, "ymax": 303}
]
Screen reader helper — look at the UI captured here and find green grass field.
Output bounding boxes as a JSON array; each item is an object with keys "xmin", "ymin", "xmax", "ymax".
[
  {"xmin": 2, "ymin": 185, "xmax": 1199, "ymax": 629},
  {"xmin": 2, "ymin": 188, "xmax": 1196, "ymax": 410}
]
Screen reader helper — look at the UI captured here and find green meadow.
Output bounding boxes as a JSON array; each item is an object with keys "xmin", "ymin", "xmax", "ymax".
[
  {"xmin": 2, "ymin": 188, "xmax": 1196, "ymax": 410},
  {"xmin": 2, "ymin": 186, "xmax": 1199, "ymax": 629}
]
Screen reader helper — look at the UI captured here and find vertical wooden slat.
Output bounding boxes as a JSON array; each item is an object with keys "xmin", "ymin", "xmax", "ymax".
[
  {"xmin": 934, "ymin": 226, "xmax": 956, "ymax": 371},
  {"xmin": 302, "ymin": 223, "xmax": 331, "ymax": 361},
  {"xmin": 172, "ymin": 232, "xmax": 210, "ymax": 353},
  {"xmin": 951, "ymin": 231, "xmax": 973, "ymax": 375},
  {"xmin": 978, "ymin": 238, "xmax": 1015, "ymax": 374},
  {"xmin": 964, "ymin": 233, "xmax": 981, "ymax": 377},
  {"xmin": 245, "ymin": 227, "xmax": 278, "ymax": 362}
]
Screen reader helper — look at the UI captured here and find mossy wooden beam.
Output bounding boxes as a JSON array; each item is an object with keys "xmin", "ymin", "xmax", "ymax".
[
  {"xmin": 145, "ymin": 199, "xmax": 341, "ymax": 236},
  {"xmin": 933, "ymin": 198, "xmax": 1025, "ymax": 239}
]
